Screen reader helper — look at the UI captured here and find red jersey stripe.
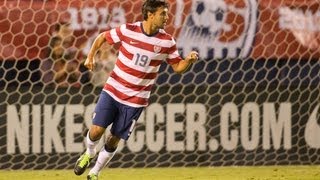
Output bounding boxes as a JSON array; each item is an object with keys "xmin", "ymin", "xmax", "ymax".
[
  {"xmin": 149, "ymin": 59, "xmax": 163, "ymax": 66},
  {"xmin": 110, "ymin": 72, "xmax": 153, "ymax": 91},
  {"xmin": 127, "ymin": 23, "xmax": 173, "ymax": 41},
  {"xmin": 167, "ymin": 56, "xmax": 182, "ymax": 65},
  {"xmin": 121, "ymin": 35, "xmax": 170, "ymax": 54},
  {"xmin": 167, "ymin": 45, "xmax": 177, "ymax": 54},
  {"xmin": 126, "ymin": 23, "xmax": 143, "ymax": 34},
  {"xmin": 155, "ymin": 32, "xmax": 173, "ymax": 41},
  {"xmin": 104, "ymin": 84, "xmax": 148, "ymax": 105},
  {"xmin": 105, "ymin": 31, "xmax": 115, "ymax": 44},
  {"xmin": 119, "ymin": 46, "xmax": 134, "ymax": 60},
  {"xmin": 115, "ymin": 27, "xmax": 123, "ymax": 40},
  {"xmin": 116, "ymin": 59, "xmax": 157, "ymax": 79}
]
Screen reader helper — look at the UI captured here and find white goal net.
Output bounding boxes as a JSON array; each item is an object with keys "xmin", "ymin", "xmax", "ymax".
[{"xmin": 0, "ymin": 0, "xmax": 320, "ymax": 170}]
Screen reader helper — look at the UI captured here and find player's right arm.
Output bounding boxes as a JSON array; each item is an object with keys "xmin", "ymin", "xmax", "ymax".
[
  {"xmin": 84, "ymin": 32, "xmax": 108, "ymax": 71},
  {"xmin": 85, "ymin": 23, "xmax": 124, "ymax": 71}
]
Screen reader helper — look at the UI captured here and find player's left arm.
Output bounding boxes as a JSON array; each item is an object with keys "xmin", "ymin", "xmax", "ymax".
[{"xmin": 170, "ymin": 51, "xmax": 199, "ymax": 74}]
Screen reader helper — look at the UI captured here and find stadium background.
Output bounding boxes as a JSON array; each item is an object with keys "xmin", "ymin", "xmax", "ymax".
[{"xmin": 0, "ymin": 0, "xmax": 319, "ymax": 170}]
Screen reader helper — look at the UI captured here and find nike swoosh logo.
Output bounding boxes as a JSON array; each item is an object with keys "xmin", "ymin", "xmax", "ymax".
[
  {"xmin": 305, "ymin": 104, "xmax": 320, "ymax": 148},
  {"xmin": 130, "ymin": 41, "xmax": 138, "ymax": 44}
]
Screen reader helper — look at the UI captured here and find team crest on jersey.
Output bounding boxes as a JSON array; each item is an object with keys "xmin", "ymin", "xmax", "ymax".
[{"xmin": 154, "ymin": 45, "xmax": 161, "ymax": 53}]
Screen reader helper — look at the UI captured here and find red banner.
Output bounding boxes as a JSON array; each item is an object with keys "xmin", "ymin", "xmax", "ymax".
[
  {"xmin": 253, "ymin": 0, "xmax": 320, "ymax": 59},
  {"xmin": 0, "ymin": 0, "xmax": 319, "ymax": 60}
]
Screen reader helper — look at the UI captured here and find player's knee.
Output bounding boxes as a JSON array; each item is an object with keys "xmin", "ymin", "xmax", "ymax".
[
  {"xmin": 89, "ymin": 125, "xmax": 105, "ymax": 141},
  {"xmin": 105, "ymin": 134, "xmax": 120, "ymax": 151}
]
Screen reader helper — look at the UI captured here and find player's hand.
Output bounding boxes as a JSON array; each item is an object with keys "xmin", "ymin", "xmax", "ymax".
[
  {"xmin": 186, "ymin": 51, "xmax": 199, "ymax": 63},
  {"xmin": 84, "ymin": 57, "xmax": 95, "ymax": 71}
]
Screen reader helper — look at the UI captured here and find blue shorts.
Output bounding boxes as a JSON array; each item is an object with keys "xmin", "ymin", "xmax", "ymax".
[{"xmin": 92, "ymin": 91, "xmax": 144, "ymax": 140}]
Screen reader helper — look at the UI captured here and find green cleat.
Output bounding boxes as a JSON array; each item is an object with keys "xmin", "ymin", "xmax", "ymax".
[
  {"xmin": 87, "ymin": 173, "xmax": 98, "ymax": 180},
  {"xmin": 74, "ymin": 153, "xmax": 92, "ymax": 176}
]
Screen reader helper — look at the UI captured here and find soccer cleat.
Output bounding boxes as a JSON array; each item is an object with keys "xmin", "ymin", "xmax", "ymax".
[
  {"xmin": 87, "ymin": 173, "xmax": 98, "ymax": 180},
  {"xmin": 74, "ymin": 153, "xmax": 92, "ymax": 176}
]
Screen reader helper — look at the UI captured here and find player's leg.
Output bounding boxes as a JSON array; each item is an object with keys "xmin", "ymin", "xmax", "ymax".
[
  {"xmin": 74, "ymin": 91, "xmax": 118, "ymax": 176},
  {"xmin": 74, "ymin": 125, "xmax": 105, "ymax": 175},
  {"xmin": 87, "ymin": 133, "xmax": 120, "ymax": 179},
  {"xmin": 85, "ymin": 125, "xmax": 106, "ymax": 158},
  {"xmin": 87, "ymin": 104, "xmax": 144, "ymax": 179}
]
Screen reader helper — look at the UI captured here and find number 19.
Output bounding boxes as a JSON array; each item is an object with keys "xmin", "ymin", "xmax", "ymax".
[{"xmin": 134, "ymin": 53, "xmax": 149, "ymax": 67}]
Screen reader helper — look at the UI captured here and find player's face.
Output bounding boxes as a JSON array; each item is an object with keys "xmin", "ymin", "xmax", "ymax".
[{"xmin": 152, "ymin": 7, "xmax": 169, "ymax": 29}]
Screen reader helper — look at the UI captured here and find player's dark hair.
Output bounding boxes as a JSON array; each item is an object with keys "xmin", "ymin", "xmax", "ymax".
[{"xmin": 142, "ymin": 0, "xmax": 168, "ymax": 20}]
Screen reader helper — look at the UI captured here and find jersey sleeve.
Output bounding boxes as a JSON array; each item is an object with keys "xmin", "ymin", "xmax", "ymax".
[
  {"xmin": 166, "ymin": 38, "xmax": 182, "ymax": 65},
  {"xmin": 104, "ymin": 24, "xmax": 126, "ymax": 45}
]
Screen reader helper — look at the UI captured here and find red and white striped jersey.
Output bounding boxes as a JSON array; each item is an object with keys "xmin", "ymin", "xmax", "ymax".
[{"xmin": 103, "ymin": 21, "xmax": 182, "ymax": 107}]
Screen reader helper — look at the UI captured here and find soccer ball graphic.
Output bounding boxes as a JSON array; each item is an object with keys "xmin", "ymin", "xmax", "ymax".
[
  {"xmin": 191, "ymin": 0, "xmax": 228, "ymax": 35},
  {"xmin": 178, "ymin": 0, "xmax": 257, "ymax": 59}
]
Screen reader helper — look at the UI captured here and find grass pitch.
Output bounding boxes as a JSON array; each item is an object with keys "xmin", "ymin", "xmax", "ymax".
[{"xmin": 0, "ymin": 166, "xmax": 319, "ymax": 180}]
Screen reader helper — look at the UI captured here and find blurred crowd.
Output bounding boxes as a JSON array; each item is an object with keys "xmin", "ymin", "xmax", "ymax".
[{"xmin": 40, "ymin": 23, "xmax": 116, "ymax": 87}]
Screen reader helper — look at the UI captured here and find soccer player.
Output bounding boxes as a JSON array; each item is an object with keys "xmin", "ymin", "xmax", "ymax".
[{"xmin": 74, "ymin": 0, "xmax": 199, "ymax": 179}]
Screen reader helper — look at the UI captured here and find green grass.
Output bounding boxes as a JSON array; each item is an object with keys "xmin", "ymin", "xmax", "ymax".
[{"xmin": 0, "ymin": 166, "xmax": 319, "ymax": 180}]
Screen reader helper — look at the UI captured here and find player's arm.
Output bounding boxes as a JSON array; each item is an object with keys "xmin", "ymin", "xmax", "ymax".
[
  {"xmin": 170, "ymin": 51, "xmax": 199, "ymax": 74},
  {"xmin": 84, "ymin": 32, "xmax": 108, "ymax": 71}
]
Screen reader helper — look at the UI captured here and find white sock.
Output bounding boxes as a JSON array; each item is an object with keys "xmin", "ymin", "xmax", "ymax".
[
  {"xmin": 85, "ymin": 131, "xmax": 99, "ymax": 158},
  {"xmin": 89, "ymin": 146, "xmax": 117, "ymax": 175}
]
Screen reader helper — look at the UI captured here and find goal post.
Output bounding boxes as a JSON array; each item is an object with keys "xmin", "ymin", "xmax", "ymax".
[{"xmin": 0, "ymin": 0, "xmax": 320, "ymax": 170}]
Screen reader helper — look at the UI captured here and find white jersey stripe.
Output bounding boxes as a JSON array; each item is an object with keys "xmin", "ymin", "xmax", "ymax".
[
  {"xmin": 107, "ymin": 77, "xmax": 151, "ymax": 98},
  {"xmin": 121, "ymin": 27, "xmax": 174, "ymax": 47},
  {"xmin": 110, "ymin": 28, "xmax": 120, "ymax": 43},
  {"xmin": 112, "ymin": 65, "xmax": 156, "ymax": 86},
  {"xmin": 122, "ymin": 41, "xmax": 168, "ymax": 58}
]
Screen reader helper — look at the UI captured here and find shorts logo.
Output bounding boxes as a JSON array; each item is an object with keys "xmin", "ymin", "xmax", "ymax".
[
  {"xmin": 128, "ymin": 119, "xmax": 137, "ymax": 137},
  {"xmin": 177, "ymin": 0, "xmax": 257, "ymax": 59},
  {"xmin": 92, "ymin": 112, "xmax": 96, "ymax": 119}
]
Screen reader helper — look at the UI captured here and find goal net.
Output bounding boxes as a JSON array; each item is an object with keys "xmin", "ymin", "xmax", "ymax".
[{"xmin": 1, "ymin": 0, "xmax": 320, "ymax": 170}]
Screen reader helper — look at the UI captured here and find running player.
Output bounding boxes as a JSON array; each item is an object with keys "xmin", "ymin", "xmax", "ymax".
[{"xmin": 74, "ymin": 0, "xmax": 198, "ymax": 179}]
